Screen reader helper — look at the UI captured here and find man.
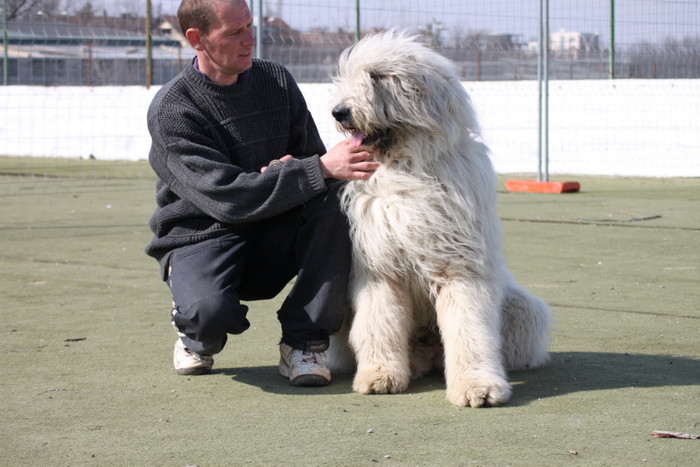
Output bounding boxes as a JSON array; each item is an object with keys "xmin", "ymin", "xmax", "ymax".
[{"xmin": 146, "ymin": 0, "xmax": 378, "ymax": 387}]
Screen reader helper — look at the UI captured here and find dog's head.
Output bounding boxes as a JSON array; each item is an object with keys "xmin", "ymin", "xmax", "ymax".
[{"xmin": 332, "ymin": 30, "xmax": 479, "ymax": 154}]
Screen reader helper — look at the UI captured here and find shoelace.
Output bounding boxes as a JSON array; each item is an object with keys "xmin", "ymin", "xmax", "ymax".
[
  {"xmin": 301, "ymin": 352, "xmax": 323, "ymax": 365},
  {"xmin": 186, "ymin": 347, "xmax": 210, "ymax": 362}
]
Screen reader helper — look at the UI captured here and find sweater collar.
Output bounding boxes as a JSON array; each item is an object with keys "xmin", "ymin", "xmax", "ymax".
[{"xmin": 191, "ymin": 56, "xmax": 251, "ymax": 87}]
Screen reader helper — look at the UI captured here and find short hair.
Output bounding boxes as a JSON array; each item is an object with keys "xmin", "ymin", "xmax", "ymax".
[
  {"xmin": 177, "ymin": 0, "xmax": 218, "ymax": 34},
  {"xmin": 178, "ymin": 0, "xmax": 249, "ymax": 34}
]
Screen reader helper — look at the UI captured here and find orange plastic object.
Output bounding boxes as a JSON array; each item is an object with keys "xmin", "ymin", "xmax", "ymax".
[{"xmin": 505, "ymin": 179, "xmax": 580, "ymax": 194}]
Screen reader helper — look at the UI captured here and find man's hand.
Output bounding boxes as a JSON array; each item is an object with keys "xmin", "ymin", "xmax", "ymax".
[
  {"xmin": 319, "ymin": 138, "xmax": 380, "ymax": 180},
  {"xmin": 260, "ymin": 154, "xmax": 295, "ymax": 173}
]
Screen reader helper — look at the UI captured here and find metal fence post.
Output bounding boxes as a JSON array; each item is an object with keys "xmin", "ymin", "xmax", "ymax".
[
  {"xmin": 3, "ymin": 0, "xmax": 7, "ymax": 85},
  {"xmin": 609, "ymin": 0, "xmax": 615, "ymax": 79},
  {"xmin": 145, "ymin": 0, "xmax": 152, "ymax": 88},
  {"xmin": 537, "ymin": 0, "xmax": 550, "ymax": 182},
  {"xmin": 355, "ymin": 0, "xmax": 360, "ymax": 42},
  {"xmin": 255, "ymin": 0, "xmax": 262, "ymax": 59}
]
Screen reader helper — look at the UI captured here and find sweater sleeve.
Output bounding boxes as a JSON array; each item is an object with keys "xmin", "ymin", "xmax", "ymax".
[{"xmin": 148, "ymin": 99, "xmax": 328, "ymax": 225}]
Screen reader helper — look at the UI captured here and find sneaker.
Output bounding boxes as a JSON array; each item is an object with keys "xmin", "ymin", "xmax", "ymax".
[
  {"xmin": 279, "ymin": 343, "xmax": 331, "ymax": 387},
  {"xmin": 173, "ymin": 339, "xmax": 213, "ymax": 375}
]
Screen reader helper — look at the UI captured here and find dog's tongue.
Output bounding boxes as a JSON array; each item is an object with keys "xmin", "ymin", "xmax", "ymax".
[{"xmin": 350, "ymin": 131, "xmax": 365, "ymax": 148}]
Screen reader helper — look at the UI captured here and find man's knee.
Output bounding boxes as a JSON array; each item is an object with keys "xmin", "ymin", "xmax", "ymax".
[{"xmin": 175, "ymin": 292, "xmax": 250, "ymax": 342}]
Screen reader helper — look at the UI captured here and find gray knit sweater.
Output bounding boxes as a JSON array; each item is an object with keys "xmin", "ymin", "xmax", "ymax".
[{"xmin": 145, "ymin": 59, "xmax": 328, "ymax": 276}]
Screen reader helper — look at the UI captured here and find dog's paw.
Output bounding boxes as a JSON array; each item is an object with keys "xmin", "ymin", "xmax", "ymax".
[
  {"xmin": 446, "ymin": 374, "xmax": 512, "ymax": 408},
  {"xmin": 353, "ymin": 365, "xmax": 410, "ymax": 395}
]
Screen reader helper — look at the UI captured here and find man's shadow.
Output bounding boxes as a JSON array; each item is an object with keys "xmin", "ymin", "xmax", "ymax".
[
  {"xmin": 214, "ymin": 365, "xmax": 355, "ymax": 396},
  {"xmin": 215, "ymin": 352, "xmax": 700, "ymax": 404}
]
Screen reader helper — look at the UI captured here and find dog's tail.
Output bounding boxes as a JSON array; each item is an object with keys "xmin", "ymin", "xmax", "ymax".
[
  {"xmin": 500, "ymin": 281, "xmax": 553, "ymax": 371},
  {"xmin": 326, "ymin": 325, "xmax": 357, "ymax": 374}
]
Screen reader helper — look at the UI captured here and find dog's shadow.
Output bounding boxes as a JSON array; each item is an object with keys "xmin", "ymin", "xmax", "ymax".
[
  {"xmin": 215, "ymin": 352, "xmax": 700, "ymax": 404},
  {"xmin": 507, "ymin": 351, "xmax": 700, "ymax": 406}
]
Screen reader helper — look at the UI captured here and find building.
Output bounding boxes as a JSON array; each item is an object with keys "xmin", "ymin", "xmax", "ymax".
[
  {"xmin": 2, "ymin": 21, "xmax": 183, "ymax": 85},
  {"xmin": 550, "ymin": 30, "xmax": 600, "ymax": 59}
]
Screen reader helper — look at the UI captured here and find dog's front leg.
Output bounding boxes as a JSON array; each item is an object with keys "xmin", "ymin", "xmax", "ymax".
[
  {"xmin": 436, "ymin": 280, "xmax": 512, "ymax": 407},
  {"xmin": 349, "ymin": 276, "xmax": 412, "ymax": 395}
]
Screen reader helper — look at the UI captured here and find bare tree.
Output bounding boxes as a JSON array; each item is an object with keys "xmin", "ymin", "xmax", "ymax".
[
  {"xmin": 418, "ymin": 19, "xmax": 446, "ymax": 49},
  {"xmin": 4, "ymin": 0, "xmax": 42, "ymax": 20},
  {"xmin": 111, "ymin": 0, "xmax": 141, "ymax": 17},
  {"xmin": 4, "ymin": 0, "xmax": 77, "ymax": 20},
  {"xmin": 75, "ymin": 0, "xmax": 95, "ymax": 24}
]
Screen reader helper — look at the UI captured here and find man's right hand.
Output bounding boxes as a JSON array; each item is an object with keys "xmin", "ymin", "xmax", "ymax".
[{"xmin": 319, "ymin": 138, "xmax": 380, "ymax": 180}]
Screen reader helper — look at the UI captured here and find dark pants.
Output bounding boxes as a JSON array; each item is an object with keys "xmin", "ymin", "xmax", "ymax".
[{"xmin": 167, "ymin": 181, "xmax": 351, "ymax": 355}]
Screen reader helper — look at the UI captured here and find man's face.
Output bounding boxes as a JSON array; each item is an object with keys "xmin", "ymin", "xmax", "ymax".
[{"xmin": 191, "ymin": 0, "xmax": 255, "ymax": 85}]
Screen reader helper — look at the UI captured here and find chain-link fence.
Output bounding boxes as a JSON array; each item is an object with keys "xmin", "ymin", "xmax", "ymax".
[
  {"xmin": 1, "ymin": 0, "xmax": 699, "ymax": 85},
  {"xmin": 1, "ymin": 1, "xmax": 698, "ymax": 179}
]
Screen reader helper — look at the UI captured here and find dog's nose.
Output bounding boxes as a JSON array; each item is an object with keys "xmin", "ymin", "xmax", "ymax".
[{"xmin": 332, "ymin": 104, "xmax": 351, "ymax": 123}]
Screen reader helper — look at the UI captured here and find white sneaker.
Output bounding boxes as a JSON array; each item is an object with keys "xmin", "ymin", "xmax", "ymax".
[
  {"xmin": 173, "ymin": 339, "xmax": 213, "ymax": 375},
  {"xmin": 279, "ymin": 343, "xmax": 331, "ymax": 387}
]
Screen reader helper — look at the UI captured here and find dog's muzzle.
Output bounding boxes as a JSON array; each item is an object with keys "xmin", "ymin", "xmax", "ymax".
[
  {"xmin": 332, "ymin": 103, "xmax": 387, "ymax": 149},
  {"xmin": 332, "ymin": 104, "xmax": 353, "ymax": 128},
  {"xmin": 333, "ymin": 104, "xmax": 366, "ymax": 148}
]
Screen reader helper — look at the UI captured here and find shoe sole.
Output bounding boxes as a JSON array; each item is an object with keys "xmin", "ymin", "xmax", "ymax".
[
  {"xmin": 288, "ymin": 373, "xmax": 330, "ymax": 387},
  {"xmin": 279, "ymin": 362, "xmax": 330, "ymax": 387},
  {"xmin": 176, "ymin": 366, "xmax": 212, "ymax": 376}
]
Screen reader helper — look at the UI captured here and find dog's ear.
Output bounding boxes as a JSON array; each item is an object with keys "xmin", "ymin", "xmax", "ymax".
[{"xmin": 412, "ymin": 64, "xmax": 480, "ymax": 136}]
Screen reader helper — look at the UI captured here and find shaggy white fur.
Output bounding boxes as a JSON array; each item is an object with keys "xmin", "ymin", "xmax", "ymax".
[{"xmin": 326, "ymin": 31, "xmax": 552, "ymax": 407}]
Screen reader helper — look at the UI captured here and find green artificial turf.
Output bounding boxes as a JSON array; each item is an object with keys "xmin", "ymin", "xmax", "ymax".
[{"xmin": 1, "ymin": 159, "xmax": 698, "ymax": 465}]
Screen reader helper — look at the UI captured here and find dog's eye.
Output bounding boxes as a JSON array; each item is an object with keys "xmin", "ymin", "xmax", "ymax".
[{"xmin": 369, "ymin": 71, "xmax": 386, "ymax": 81}]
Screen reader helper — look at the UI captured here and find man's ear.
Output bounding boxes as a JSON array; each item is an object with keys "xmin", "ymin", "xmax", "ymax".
[{"xmin": 185, "ymin": 28, "xmax": 205, "ymax": 50}]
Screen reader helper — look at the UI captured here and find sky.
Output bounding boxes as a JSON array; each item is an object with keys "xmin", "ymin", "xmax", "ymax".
[{"xmin": 93, "ymin": 0, "xmax": 698, "ymax": 46}]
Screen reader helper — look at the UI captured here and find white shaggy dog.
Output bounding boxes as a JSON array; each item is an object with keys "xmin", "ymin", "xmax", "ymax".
[{"xmin": 327, "ymin": 31, "xmax": 552, "ymax": 407}]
